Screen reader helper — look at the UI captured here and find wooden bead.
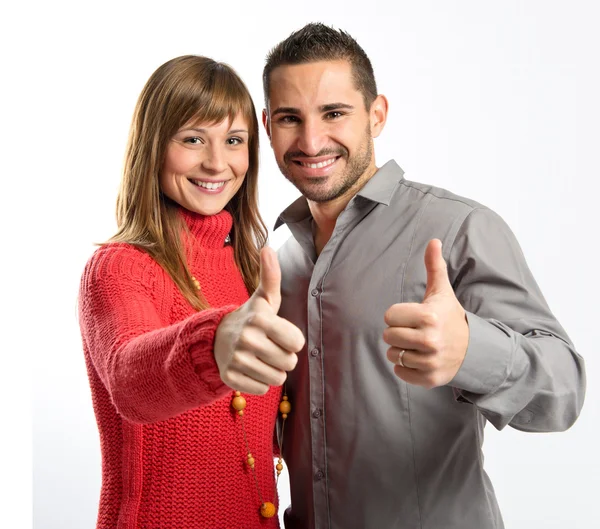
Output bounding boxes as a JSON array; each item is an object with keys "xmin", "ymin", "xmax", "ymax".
[
  {"xmin": 232, "ymin": 395, "xmax": 247, "ymax": 411},
  {"xmin": 260, "ymin": 502, "xmax": 276, "ymax": 518},
  {"xmin": 228, "ymin": 389, "xmax": 286, "ymax": 522}
]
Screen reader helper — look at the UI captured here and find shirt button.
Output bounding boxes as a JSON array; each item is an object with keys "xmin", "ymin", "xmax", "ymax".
[
  {"xmin": 312, "ymin": 409, "xmax": 322, "ymax": 418},
  {"xmin": 310, "ymin": 348, "xmax": 319, "ymax": 357},
  {"xmin": 315, "ymin": 470, "xmax": 324, "ymax": 481},
  {"xmin": 311, "ymin": 288, "xmax": 320, "ymax": 297}
]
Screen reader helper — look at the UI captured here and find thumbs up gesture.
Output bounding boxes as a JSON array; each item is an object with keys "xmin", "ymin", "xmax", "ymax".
[
  {"xmin": 214, "ymin": 247, "xmax": 305, "ymax": 395},
  {"xmin": 383, "ymin": 239, "xmax": 469, "ymax": 389}
]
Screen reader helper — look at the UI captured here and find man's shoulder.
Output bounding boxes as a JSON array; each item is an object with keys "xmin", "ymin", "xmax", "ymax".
[
  {"xmin": 388, "ymin": 178, "xmax": 504, "ymax": 240},
  {"xmin": 395, "ymin": 178, "xmax": 487, "ymax": 214}
]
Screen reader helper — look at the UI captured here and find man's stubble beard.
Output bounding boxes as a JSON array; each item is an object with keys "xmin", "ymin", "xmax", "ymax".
[{"xmin": 277, "ymin": 128, "xmax": 374, "ymax": 203}]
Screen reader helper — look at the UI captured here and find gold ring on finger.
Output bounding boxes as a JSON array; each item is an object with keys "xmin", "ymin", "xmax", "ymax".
[{"xmin": 396, "ymin": 349, "xmax": 406, "ymax": 367}]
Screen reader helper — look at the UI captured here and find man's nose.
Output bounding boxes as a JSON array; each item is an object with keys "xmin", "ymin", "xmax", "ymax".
[{"xmin": 296, "ymin": 119, "xmax": 328, "ymax": 156}]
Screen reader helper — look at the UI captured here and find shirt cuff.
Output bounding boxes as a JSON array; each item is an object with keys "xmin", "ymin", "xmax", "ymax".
[{"xmin": 449, "ymin": 311, "xmax": 513, "ymax": 395}]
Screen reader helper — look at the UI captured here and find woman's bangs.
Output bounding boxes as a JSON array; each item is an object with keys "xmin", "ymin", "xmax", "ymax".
[{"xmin": 187, "ymin": 72, "xmax": 253, "ymax": 129}]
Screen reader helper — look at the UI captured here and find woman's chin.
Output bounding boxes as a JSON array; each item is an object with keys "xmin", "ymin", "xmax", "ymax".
[{"xmin": 181, "ymin": 199, "xmax": 226, "ymax": 217}]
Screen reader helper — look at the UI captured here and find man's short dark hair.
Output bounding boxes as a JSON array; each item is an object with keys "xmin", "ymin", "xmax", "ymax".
[{"xmin": 263, "ymin": 23, "xmax": 378, "ymax": 110}]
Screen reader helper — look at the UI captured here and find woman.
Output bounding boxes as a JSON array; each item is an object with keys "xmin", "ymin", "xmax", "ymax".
[{"xmin": 78, "ymin": 56, "xmax": 302, "ymax": 528}]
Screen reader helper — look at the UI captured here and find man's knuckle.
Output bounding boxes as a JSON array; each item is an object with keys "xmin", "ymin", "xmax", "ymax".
[
  {"xmin": 422, "ymin": 310, "xmax": 439, "ymax": 327},
  {"xmin": 384, "ymin": 306, "xmax": 396, "ymax": 325},
  {"xmin": 382, "ymin": 328, "xmax": 391, "ymax": 343},
  {"xmin": 422, "ymin": 333, "xmax": 440, "ymax": 352},
  {"xmin": 426, "ymin": 373, "xmax": 444, "ymax": 389}
]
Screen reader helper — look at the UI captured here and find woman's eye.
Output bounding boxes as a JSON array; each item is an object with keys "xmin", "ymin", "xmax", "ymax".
[
  {"xmin": 183, "ymin": 137, "xmax": 203, "ymax": 145},
  {"xmin": 227, "ymin": 137, "xmax": 244, "ymax": 145}
]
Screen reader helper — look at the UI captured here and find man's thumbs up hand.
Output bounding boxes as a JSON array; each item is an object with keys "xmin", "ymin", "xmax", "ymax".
[
  {"xmin": 423, "ymin": 238, "xmax": 454, "ymax": 300},
  {"xmin": 215, "ymin": 247, "xmax": 305, "ymax": 395},
  {"xmin": 383, "ymin": 239, "xmax": 469, "ymax": 389}
]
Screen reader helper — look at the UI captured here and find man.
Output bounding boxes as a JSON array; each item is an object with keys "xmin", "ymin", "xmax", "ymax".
[{"xmin": 261, "ymin": 23, "xmax": 586, "ymax": 529}]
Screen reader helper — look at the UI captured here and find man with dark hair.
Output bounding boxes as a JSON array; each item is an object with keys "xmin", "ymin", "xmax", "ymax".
[
  {"xmin": 262, "ymin": 24, "xmax": 378, "ymax": 110},
  {"xmin": 262, "ymin": 23, "xmax": 585, "ymax": 529}
]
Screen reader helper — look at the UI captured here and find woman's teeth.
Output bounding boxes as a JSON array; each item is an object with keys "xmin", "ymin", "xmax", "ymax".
[{"xmin": 192, "ymin": 180, "xmax": 226, "ymax": 190}]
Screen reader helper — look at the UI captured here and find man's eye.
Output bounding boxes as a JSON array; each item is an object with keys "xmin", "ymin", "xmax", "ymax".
[
  {"xmin": 325, "ymin": 111, "xmax": 343, "ymax": 119},
  {"xmin": 279, "ymin": 115, "xmax": 300, "ymax": 124}
]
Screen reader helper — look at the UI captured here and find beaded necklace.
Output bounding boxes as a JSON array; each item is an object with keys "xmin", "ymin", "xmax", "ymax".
[
  {"xmin": 231, "ymin": 389, "xmax": 290, "ymax": 518},
  {"xmin": 192, "ymin": 275, "xmax": 291, "ymax": 520}
]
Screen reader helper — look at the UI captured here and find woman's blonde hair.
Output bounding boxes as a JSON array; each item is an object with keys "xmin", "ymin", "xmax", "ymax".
[{"xmin": 108, "ymin": 55, "xmax": 267, "ymax": 310}]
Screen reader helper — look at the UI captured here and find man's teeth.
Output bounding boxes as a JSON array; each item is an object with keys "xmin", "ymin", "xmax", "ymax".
[
  {"xmin": 192, "ymin": 180, "xmax": 226, "ymax": 190},
  {"xmin": 299, "ymin": 158, "xmax": 336, "ymax": 169}
]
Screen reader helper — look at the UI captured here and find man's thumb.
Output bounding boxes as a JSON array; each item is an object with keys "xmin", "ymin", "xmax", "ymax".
[
  {"xmin": 256, "ymin": 247, "xmax": 282, "ymax": 311},
  {"xmin": 423, "ymin": 239, "xmax": 451, "ymax": 300}
]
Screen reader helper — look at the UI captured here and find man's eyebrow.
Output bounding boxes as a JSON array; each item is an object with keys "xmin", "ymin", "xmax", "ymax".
[
  {"xmin": 271, "ymin": 103, "xmax": 355, "ymax": 117},
  {"xmin": 271, "ymin": 107, "xmax": 301, "ymax": 117},
  {"xmin": 320, "ymin": 103, "xmax": 354, "ymax": 112}
]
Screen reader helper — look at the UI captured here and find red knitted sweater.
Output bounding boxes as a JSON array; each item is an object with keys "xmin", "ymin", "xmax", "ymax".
[{"xmin": 78, "ymin": 209, "xmax": 281, "ymax": 529}]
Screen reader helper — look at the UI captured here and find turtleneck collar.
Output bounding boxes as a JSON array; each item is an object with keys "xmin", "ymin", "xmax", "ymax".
[{"xmin": 180, "ymin": 207, "xmax": 233, "ymax": 249}]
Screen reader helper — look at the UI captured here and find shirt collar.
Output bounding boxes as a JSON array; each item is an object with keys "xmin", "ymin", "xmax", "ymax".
[{"xmin": 274, "ymin": 159, "xmax": 405, "ymax": 230}]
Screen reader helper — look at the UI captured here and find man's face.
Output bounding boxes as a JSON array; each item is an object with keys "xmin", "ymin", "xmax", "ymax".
[{"xmin": 264, "ymin": 60, "xmax": 382, "ymax": 203}]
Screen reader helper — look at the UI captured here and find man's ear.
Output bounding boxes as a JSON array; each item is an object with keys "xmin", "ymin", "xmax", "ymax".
[
  {"xmin": 370, "ymin": 94, "xmax": 389, "ymax": 139},
  {"xmin": 262, "ymin": 108, "xmax": 271, "ymax": 140}
]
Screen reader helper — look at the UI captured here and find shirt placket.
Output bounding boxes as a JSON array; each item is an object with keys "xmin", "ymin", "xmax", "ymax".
[
  {"xmin": 305, "ymin": 203, "xmax": 362, "ymax": 529},
  {"xmin": 307, "ymin": 255, "xmax": 329, "ymax": 528}
]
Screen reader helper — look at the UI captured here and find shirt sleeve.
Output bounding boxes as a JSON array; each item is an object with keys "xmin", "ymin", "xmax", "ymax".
[
  {"xmin": 78, "ymin": 245, "xmax": 235, "ymax": 424},
  {"xmin": 446, "ymin": 207, "xmax": 586, "ymax": 432}
]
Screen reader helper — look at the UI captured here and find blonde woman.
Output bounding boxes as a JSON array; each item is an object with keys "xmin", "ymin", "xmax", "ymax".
[{"xmin": 78, "ymin": 56, "xmax": 303, "ymax": 528}]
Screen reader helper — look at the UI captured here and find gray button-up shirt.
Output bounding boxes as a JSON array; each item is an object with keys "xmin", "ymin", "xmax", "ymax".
[{"xmin": 275, "ymin": 160, "xmax": 585, "ymax": 529}]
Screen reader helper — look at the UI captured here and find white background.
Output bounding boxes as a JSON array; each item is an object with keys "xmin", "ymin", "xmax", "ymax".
[{"xmin": 2, "ymin": 1, "xmax": 599, "ymax": 528}]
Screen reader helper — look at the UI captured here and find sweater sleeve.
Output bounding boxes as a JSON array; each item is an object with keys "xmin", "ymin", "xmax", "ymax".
[{"xmin": 79, "ymin": 244, "xmax": 235, "ymax": 424}]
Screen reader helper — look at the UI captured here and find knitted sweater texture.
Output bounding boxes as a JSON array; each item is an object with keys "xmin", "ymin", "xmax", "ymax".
[{"xmin": 78, "ymin": 209, "xmax": 281, "ymax": 529}]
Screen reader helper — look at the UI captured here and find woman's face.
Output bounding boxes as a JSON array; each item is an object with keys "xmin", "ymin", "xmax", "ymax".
[{"xmin": 160, "ymin": 113, "xmax": 249, "ymax": 216}]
